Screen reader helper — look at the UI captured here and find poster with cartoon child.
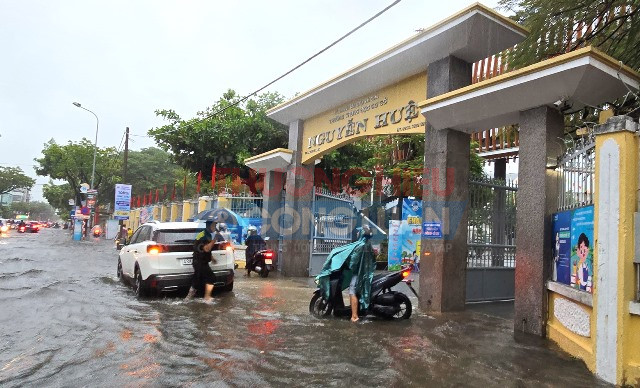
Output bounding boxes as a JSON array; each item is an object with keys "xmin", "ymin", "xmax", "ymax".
[{"xmin": 570, "ymin": 206, "xmax": 594, "ymax": 293}]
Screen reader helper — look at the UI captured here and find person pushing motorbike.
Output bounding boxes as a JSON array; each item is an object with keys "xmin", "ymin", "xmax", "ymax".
[
  {"xmin": 244, "ymin": 225, "xmax": 265, "ymax": 277},
  {"xmin": 185, "ymin": 219, "xmax": 221, "ymax": 301}
]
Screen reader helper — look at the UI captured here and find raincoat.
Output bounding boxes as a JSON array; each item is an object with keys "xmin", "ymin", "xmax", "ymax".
[{"xmin": 315, "ymin": 236, "xmax": 376, "ymax": 309}]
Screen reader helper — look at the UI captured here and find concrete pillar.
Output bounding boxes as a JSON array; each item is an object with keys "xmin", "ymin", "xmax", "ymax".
[
  {"xmin": 420, "ymin": 55, "xmax": 472, "ymax": 312},
  {"xmin": 514, "ymin": 106, "xmax": 563, "ymax": 336},
  {"xmin": 282, "ymin": 119, "xmax": 314, "ymax": 277},
  {"xmin": 182, "ymin": 201, "xmax": 191, "ymax": 222},
  {"xmin": 261, "ymin": 170, "xmax": 285, "ymax": 265},
  {"xmin": 593, "ymin": 115, "xmax": 639, "ymax": 384},
  {"xmin": 170, "ymin": 202, "xmax": 179, "ymax": 222}
]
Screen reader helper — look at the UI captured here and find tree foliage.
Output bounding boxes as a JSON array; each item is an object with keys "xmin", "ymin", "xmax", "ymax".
[
  {"xmin": 148, "ymin": 90, "xmax": 288, "ymax": 180},
  {"xmin": 7, "ymin": 201, "xmax": 58, "ymax": 221},
  {"xmin": 0, "ymin": 166, "xmax": 35, "ymax": 194},
  {"xmin": 125, "ymin": 147, "xmax": 184, "ymax": 196},
  {"xmin": 35, "ymin": 139, "xmax": 121, "ymax": 206},
  {"xmin": 500, "ymin": 0, "xmax": 640, "ymax": 116},
  {"xmin": 42, "ymin": 181, "xmax": 75, "ymax": 219}
]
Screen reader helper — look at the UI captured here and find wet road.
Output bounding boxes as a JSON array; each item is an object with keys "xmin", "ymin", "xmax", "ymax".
[{"xmin": 1, "ymin": 229, "xmax": 608, "ymax": 387}]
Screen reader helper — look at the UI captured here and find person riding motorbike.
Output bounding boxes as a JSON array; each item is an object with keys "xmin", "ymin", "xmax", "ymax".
[
  {"xmin": 316, "ymin": 225, "xmax": 376, "ymax": 322},
  {"xmin": 244, "ymin": 225, "xmax": 266, "ymax": 277},
  {"xmin": 216, "ymin": 222, "xmax": 232, "ymax": 242}
]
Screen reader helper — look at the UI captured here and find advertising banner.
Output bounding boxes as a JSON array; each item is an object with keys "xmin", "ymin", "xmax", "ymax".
[
  {"xmin": 551, "ymin": 205, "xmax": 594, "ymax": 293},
  {"xmin": 114, "ymin": 184, "xmax": 132, "ymax": 220},
  {"xmin": 552, "ymin": 210, "xmax": 572, "ymax": 284},
  {"xmin": 139, "ymin": 206, "xmax": 154, "ymax": 224},
  {"xmin": 386, "ymin": 199, "xmax": 423, "ymax": 271}
]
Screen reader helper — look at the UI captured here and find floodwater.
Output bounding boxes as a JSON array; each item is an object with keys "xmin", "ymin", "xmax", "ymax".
[{"xmin": 0, "ymin": 229, "xmax": 608, "ymax": 387}]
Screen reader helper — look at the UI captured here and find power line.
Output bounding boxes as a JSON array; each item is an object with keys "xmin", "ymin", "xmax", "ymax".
[{"xmin": 150, "ymin": 0, "xmax": 402, "ymax": 138}]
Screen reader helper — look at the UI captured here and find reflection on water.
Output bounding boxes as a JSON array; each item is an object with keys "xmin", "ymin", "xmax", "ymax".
[{"xmin": 0, "ymin": 230, "xmax": 607, "ymax": 387}]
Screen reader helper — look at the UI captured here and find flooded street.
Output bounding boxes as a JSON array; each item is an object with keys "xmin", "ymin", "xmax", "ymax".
[{"xmin": 1, "ymin": 228, "xmax": 607, "ymax": 387}]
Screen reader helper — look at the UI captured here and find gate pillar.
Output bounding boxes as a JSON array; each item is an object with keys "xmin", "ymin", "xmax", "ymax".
[
  {"xmin": 262, "ymin": 169, "xmax": 285, "ymax": 266},
  {"xmin": 282, "ymin": 119, "xmax": 314, "ymax": 277},
  {"xmin": 420, "ymin": 55, "xmax": 472, "ymax": 312},
  {"xmin": 514, "ymin": 106, "xmax": 563, "ymax": 336}
]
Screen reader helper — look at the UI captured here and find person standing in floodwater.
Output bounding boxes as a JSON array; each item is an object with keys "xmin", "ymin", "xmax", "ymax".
[{"xmin": 185, "ymin": 220, "xmax": 219, "ymax": 301}]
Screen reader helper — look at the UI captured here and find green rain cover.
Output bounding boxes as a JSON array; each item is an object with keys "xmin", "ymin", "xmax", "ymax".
[{"xmin": 315, "ymin": 237, "xmax": 376, "ymax": 309}]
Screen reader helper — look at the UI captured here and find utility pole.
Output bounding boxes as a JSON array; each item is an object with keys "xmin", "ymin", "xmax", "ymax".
[{"xmin": 123, "ymin": 127, "xmax": 129, "ymax": 183}]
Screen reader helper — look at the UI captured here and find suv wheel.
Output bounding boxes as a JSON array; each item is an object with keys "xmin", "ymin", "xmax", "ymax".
[{"xmin": 134, "ymin": 268, "xmax": 147, "ymax": 297}]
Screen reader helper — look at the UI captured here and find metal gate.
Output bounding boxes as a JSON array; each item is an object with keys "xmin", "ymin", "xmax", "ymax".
[
  {"xmin": 466, "ymin": 177, "xmax": 517, "ymax": 302},
  {"xmin": 309, "ymin": 188, "xmax": 355, "ymax": 275}
]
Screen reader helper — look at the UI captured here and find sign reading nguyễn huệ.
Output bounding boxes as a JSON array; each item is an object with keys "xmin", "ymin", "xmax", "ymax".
[{"xmin": 301, "ymin": 72, "xmax": 427, "ymax": 164}]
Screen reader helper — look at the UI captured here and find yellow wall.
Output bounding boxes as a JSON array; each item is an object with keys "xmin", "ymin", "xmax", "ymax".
[
  {"xmin": 198, "ymin": 197, "xmax": 210, "ymax": 213},
  {"xmin": 182, "ymin": 201, "xmax": 191, "ymax": 222},
  {"xmin": 547, "ymin": 292, "xmax": 595, "ymax": 371},
  {"xmin": 170, "ymin": 203, "xmax": 179, "ymax": 222}
]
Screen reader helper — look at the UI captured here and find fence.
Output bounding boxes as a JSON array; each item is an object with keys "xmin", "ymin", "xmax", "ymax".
[
  {"xmin": 556, "ymin": 135, "xmax": 595, "ymax": 211},
  {"xmin": 312, "ymin": 187, "xmax": 355, "ymax": 254},
  {"xmin": 467, "ymin": 178, "xmax": 518, "ymax": 268},
  {"xmin": 228, "ymin": 193, "xmax": 263, "ymax": 219}
]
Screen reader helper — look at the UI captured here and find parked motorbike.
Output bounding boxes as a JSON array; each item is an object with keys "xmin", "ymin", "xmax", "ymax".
[
  {"xmin": 309, "ymin": 265, "xmax": 417, "ymax": 320},
  {"xmin": 247, "ymin": 249, "xmax": 275, "ymax": 278}
]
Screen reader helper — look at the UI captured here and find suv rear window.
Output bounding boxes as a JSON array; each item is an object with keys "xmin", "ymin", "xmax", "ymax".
[{"xmin": 154, "ymin": 229, "xmax": 199, "ymax": 244}]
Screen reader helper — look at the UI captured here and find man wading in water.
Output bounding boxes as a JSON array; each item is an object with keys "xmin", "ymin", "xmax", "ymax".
[{"xmin": 185, "ymin": 220, "xmax": 222, "ymax": 301}]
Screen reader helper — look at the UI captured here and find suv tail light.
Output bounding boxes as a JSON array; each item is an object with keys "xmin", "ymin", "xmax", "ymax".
[{"xmin": 147, "ymin": 244, "xmax": 166, "ymax": 255}]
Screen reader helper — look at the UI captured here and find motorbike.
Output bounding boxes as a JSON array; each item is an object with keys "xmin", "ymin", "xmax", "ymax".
[
  {"xmin": 17, "ymin": 225, "xmax": 26, "ymax": 233},
  {"xmin": 309, "ymin": 265, "xmax": 417, "ymax": 320},
  {"xmin": 247, "ymin": 249, "xmax": 275, "ymax": 278},
  {"xmin": 92, "ymin": 227, "xmax": 102, "ymax": 237}
]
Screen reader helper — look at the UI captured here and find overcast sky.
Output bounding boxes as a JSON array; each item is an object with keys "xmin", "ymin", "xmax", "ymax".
[{"xmin": 0, "ymin": 0, "xmax": 501, "ymax": 201}]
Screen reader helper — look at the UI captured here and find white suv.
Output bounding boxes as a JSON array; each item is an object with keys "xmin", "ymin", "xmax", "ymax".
[{"xmin": 117, "ymin": 221, "xmax": 235, "ymax": 296}]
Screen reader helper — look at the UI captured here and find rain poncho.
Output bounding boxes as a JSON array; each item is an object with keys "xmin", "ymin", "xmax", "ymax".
[{"xmin": 315, "ymin": 236, "xmax": 376, "ymax": 309}]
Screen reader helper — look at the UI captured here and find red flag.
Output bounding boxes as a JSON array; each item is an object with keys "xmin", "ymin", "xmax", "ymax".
[
  {"xmin": 149, "ymin": 189, "xmax": 152, "ymax": 203},
  {"xmin": 211, "ymin": 163, "xmax": 216, "ymax": 189},
  {"xmin": 196, "ymin": 171, "xmax": 202, "ymax": 194},
  {"xmin": 183, "ymin": 175, "xmax": 187, "ymax": 198},
  {"xmin": 172, "ymin": 183, "xmax": 176, "ymax": 201},
  {"xmin": 155, "ymin": 189, "xmax": 159, "ymax": 202},
  {"xmin": 137, "ymin": 196, "xmax": 140, "ymax": 207}
]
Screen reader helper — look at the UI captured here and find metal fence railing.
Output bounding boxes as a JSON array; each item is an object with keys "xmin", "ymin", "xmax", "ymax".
[
  {"xmin": 556, "ymin": 135, "xmax": 595, "ymax": 211},
  {"xmin": 312, "ymin": 187, "xmax": 355, "ymax": 254},
  {"xmin": 467, "ymin": 178, "xmax": 518, "ymax": 268},
  {"xmin": 229, "ymin": 193, "xmax": 263, "ymax": 219}
]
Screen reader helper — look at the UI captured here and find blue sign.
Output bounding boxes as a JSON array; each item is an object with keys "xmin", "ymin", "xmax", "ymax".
[
  {"xmin": 73, "ymin": 218, "xmax": 83, "ymax": 241},
  {"xmin": 422, "ymin": 222, "xmax": 442, "ymax": 239}
]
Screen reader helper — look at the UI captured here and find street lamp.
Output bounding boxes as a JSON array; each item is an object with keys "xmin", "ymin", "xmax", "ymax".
[
  {"xmin": 73, "ymin": 102, "xmax": 99, "ymax": 230},
  {"xmin": 72, "ymin": 102, "xmax": 99, "ymax": 190}
]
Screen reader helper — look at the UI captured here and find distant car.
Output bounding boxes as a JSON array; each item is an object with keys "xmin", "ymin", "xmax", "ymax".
[
  {"xmin": 117, "ymin": 221, "xmax": 235, "ymax": 296},
  {"xmin": 25, "ymin": 222, "xmax": 40, "ymax": 233}
]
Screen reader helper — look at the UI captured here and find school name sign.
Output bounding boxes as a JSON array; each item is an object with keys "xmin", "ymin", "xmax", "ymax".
[{"xmin": 301, "ymin": 72, "xmax": 427, "ymax": 164}]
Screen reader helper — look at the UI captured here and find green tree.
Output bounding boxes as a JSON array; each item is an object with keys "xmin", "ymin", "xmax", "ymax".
[
  {"xmin": 125, "ymin": 147, "xmax": 183, "ymax": 195},
  {"xmin": 10, "ymin": 201, "xmax": 58, "ymax": 221},
  {"xmin": 499, "ymin": 0, "xmax": 640, "ymax": 116},
  {"xmin": 148, "ymin": 90, "xmax": 288, "ymax": 180},
  {"xmin": 0, "ymin": 166, "xmax": 35, "ymax": 194},
  {"xmin": 35, "ymin": 139, "xmax": 121, "ymax": 206},
  {"xmin": 42, "ymin": 181, "xmax": 75, "ymax": 219}
]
